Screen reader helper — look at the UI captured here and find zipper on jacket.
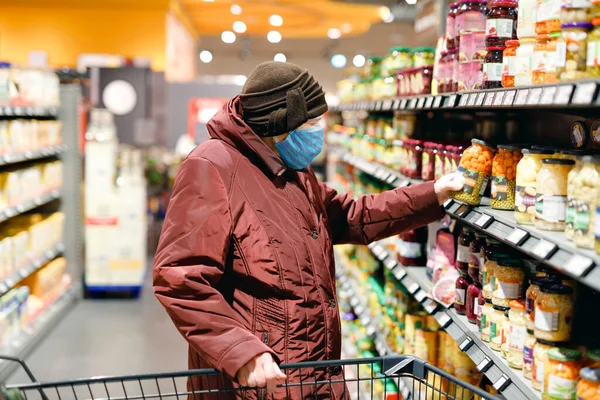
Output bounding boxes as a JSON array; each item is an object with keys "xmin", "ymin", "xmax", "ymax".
[{"xmin": 262, "ymin": 332, "xmax": 269, "ymax": 346}]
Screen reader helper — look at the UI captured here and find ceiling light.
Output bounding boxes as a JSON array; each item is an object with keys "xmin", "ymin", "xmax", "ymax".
[
  {"xmin": 221, "ymin": 31, "xmax": 236, "ymax": 44},
  {"xmin": 274, "ymin": 53, "xmax": 287, "ymax": 62},
  {"xmin": 267, "ymin": 31, "xmax": 282, "ymax": 43},
  {"xmin": 353, "ymin": 54, "xmax": 366, "ymax": 67},
  {"xmin": 233, "ymin": 21, "xmax": 247, "ymax": 33},
  {"xmin": 330, "ymin": 54, "xmax": 346, "ymax": 68},
  {"xmin": 406, "ymin": 0, "xmax": 417, "ymax": 4},
  {"xmin": 379, "ymin": 6, "xmax": 394, "ymax": 23},
  {"xmin": 327, "ymin": 28, "xmax": 341, "ymax": 40},
  {"xmin": 383, "ymin": 13, "xmax": 395, "ymax": 23},
  {"xmin": 199, "ymin": 50, "xmax": 213, "ymax": 63},
  {"xmin": 341, "ymin": 23, "xmax": 352, "ymax": 34},
  {"xmin": 269, "ymin": 14, "xmax": 283, "ymax": 27},
  {"xmin": 230, "ymin": 4, "xmax": 242, "ymax": 14}
]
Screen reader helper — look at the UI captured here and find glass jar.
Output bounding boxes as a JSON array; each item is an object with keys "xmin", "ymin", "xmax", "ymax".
[
  {"xmin": 515, "ymin": 38, "xmax": 536, "ymax": 86},
  {"xmin": 491, "ymin": 144, "xmax": 523, "ymax": 210},
  {"xmin": 595, "ymin": 0, "xmax": 600, "ymax": 17},
  {"xmin": 405, "ymin": 139, "xmax": 423, "ymax": 179},
  {"xmin": 493, "ymin": 258, "xmax": 525, "ymax": 307},
  {"xmin": 366, "ymin": 56, "xmax": 385, "ymax": 78},
  {"xmin": 458, "ymin": 226, "xmax": 475, "ymax": 275},
  {"xmin": 455, "ymin": 272, "xmax": 472, "ymax": 315},
  {"xmin": 422, "ymin": 141, "xmax": 436, "ymax": 181},
  {"xmin": 457, "ymin": 0, "xmax": 489, "ymax": 35},
  {"xmin": 469, "ymin": 232, "xmax": 486, "ymax": 281},
  {"xmin": 444, "ymin": 145, "xmax": 456, "ymax": 174},
  {"xmin": 481, "ymin": 298, "xmax": 495, "ymax": 342},
  {"xmin": 490, "ymin": 304, "xmax": 509, "ymax": 351},
  {"xmin": 387, "ymin": 47, "xmax": 413, "ymax": 74},
  {"xmin": 508, "ymin": 299, "xmax": 528, "ymax": 369},
  {"xmin": 483, "ymin": 46, "xmax": 506, "ymax": 88},
  {"xmin": 535, "ymin": 158, "xmax": 575, "ymax": 232},
  {"xmin": 413, "ymin": 47, "xmax": 436, "ymax": 67},
  {"xmin": 452, "ymin": 139, "xmax": 495, "ymax": 205},
  {"xmin": 502, "ymin": 307, "xmax": 511, "ymax": 358},
  {"xmin": 448, "ymin": 49, "xmax": 460, "ymax": 92},
  {"xmin": 526, "ymin": 277, "xmax": 560, "ymax": 331},
  {"xmin": 561, "ymin": 3, "xmax": 592, "ymax": 24},
  {"xmin": 543, "ymin": 348, "xmax": 583, "ymax": 400},
  {"xmin": 502, "ymin": 39, "xmax": 520, "ymax": 87},
  {"xmin": 578, "ymin": 367, "xmax": 600, "ymax": 400},
  {"xmin": 533, "ymin": 34, "xmax": 552, "ymax": 84},
  {"xmin": 588, "ymin": 18, "xmax": 600, "ymax": 75},
  {"xmin": 467, "ymin": 279, "xmax": 483, "ymax": 324},
  {"xmin": 534, "ymin": 339, "xmax": 559, "ymax": 391},
  {"xmin": 477, "ymin": 291, "xmax": 485, "ymax": 328},
  {"xmin": 573, "ymin": 155, "xmax": 600, "ymax": 249},
  {"xmin": 559, "ymin": 22, "xmax": 593, "ymax": 81},
  {"xmin": 516, "ymin": 149, "xmax": 556, "ymax": 225},
  {"xmin": 537, "ymin": 0, "xmax": 562, "ymax": 34},
  {"xmin": 434, "ymin": 143, "xmax": 446, "ymax": 179},
  {"xmin": 534, "ymin": 284, "xmax": 575, "ymax": 342},
  {"xmin": 486, "ymin": 0, "xmax": 518, "ymax": 46},
  {"xmin": 565, "ymin": 154, "xmax": 584, "ymax": 240},
  {"xmin": 448, "ymin": 2, "xmax": 461, "ymax": 50},
  {"xmin": 524, "ymin": 330, "xmax": 537, "ymax": 379},
  {"xmin": 588, "ymin": 349, "xmax": 600, "ymax": 367},
  {"xmin": 519, "ymin": 0, "xmax": 538, "ymax": 37}
]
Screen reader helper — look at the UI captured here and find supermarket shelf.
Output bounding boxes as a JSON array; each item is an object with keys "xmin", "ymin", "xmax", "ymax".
[
  {"xmin": 0, "ymin": 286, "xmax": 77, "ymax": 381},
  {"xmin": 0, "ymin": 105, "xmax": 58, "ymax": 119},
  {"xmin": 0, "ymin": 145, "xmax": 64, "ymax": 167},
  {"xmin": 333, "ymin": 148, "xmax": 423, "ymax": 188},
  {"xmin": 331, "ymin": 80, "xmax": 600, "ymax": 113},
  {"xmin": 444, "ymin": 198, "xmax": 600, "ymax": 292},
  {"xmin": 367, "ymin": 241, "xmax": 540, "ymax": 400},
  {"xmin": 0, "ymin": 243, "xmax": 65, "ymax": 297},
  {"xmin": 0, "ymin": 189, "xmax": 62, "ymax": 224}
]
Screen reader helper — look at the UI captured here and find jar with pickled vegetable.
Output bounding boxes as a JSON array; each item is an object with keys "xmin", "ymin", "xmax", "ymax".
[
  {"xmin": 413, "ymin": 47, "xmax": 436, "ymax": 67},
  {"xmin": 467, "ymin": 278, "xmax": 482, "ymax": 324},
  {"xmin": 508, "ymin": 299, "xmax": 527, "ymax": 369},
  {"xmin": 502, "ymin": 40, "xmax": 520, "ymax": 87},
  {"xmin": 537, "ymin": 0, "xmax": 562, "ymax": 34},
  {"xmin": 516, "ymin": 149, "xmax": 556, "ymax": 225},
  {"xmin": 490, "ymin": 304, "xmax": 509, "ymax": 351},
  {"xmin": 535, "ymin": 284, "xmax": 575, "ymax": 342},
  {"xmin": 492, "ymin": 144, "xmax": 523, "ymax": 210},
  {"xmin": 422, "ymin": 142, "xmax": 436, "ymax": 181},
  {"xmin": 481, "ymin": 298, "xmax": 495, "ymax": 342},
  {"xmin": 533, "ymin": 34, "xmax": 553, "ymax": 84},
  {"xmin": 561, "ymin": 3, "xmax": 592, "ymax": 24},
  {"xmin": 477, "ymin": 291, "xmax": 485, "ymax": 328},
  {"xmin": 573, "ymin": 155, "xmax": 600, "ymax": 249},
  {"xmin": 434, "ymin": 143, "xmax": 446, "ymax": 179},
  {"xmin": 535, "ymin": 158, "xmax": 575, "ymax": 232},
  {"xmin": 543, "ymin": 348, "xmax": 583, "ymax": 400},
  {"xmin": 457, "ymin": 226, "xmax": 475, "ymax": 275},
  {"xmin": 486, "ymin": 0, "xmax": 518, "ymax": 46},
  {"xmin": 578, "ymin": 367, "xmax": 600, "ymax": 400},
  {"xmin": 448, "ymin": 2, "xmax": 461, "ymax": 49},
  {"xmin": 565, "ymin": 153, "xmax": 584, "ymax": 240},
  {"xmin": 527, "ymin": 277, "xmax": 560, "ymax": 331},
  {"xmin": 524, "ymin": 330, "xmax": 537, "ymax": 379},
  {"xmin": 502, "ymin": 307, "xmax": 511, "ymax": 358},
  {"xmin": 588, "ymin": 18, "xmax": 600, "ymax": 75},
  {"xmin": 483, "ymin": 46, "xmax": 506, "ymax": 88},
  {"xmin": 519, "ymin": 0, "xmax": 538, "ymax": 37},
  {"xmin": 515, "ymin": 37, "xmax": 536, "ymax": 86},
  {"xmin": 534, "ymin": 339, "xmax": 559, "ymax": 391},
  {"xmin": 493, "ymin": 258, "xmax": 525, "ymax": 307},
  {"xmin": 559, "ymin": 22, "xmax": 593, "ymax": 81},
  {"xmin": 455, "ymin": 272, "xmax": 472, "ymax": 315},
  {"xmin": 452, "ymin": 139, "xmax": 495, "ymax": 205},
  {"xmin": 388, "ymin": 47, "xmax": 413, "ymax": 73}
]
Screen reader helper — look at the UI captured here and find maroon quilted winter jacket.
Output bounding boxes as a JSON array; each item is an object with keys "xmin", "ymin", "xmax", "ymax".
[{"xmin": 153, "ymin": 97, "xmax": 443, "ymax": 399}]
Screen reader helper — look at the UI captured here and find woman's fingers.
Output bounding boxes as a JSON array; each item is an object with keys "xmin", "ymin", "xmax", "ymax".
[{"xmin": 273, "ymin": 363, "xmax": 287, "ymax": 380}]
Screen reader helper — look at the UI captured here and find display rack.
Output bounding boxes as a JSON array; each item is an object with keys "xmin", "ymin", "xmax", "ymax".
[
  {"xmin": 0, "ymin": 146, "xmax": 64, "ymax": 167},
  {"xmin": 0, "ymin": 106, "xmax": 58, "ymax": 118}
]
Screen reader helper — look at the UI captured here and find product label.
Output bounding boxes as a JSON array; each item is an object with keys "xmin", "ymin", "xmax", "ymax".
[
  {"xmin": 422, "ymin": 152, "xmax": 431, "ymax": 179},
  {"xmin": 508, "ymin": 325, "xmax": 527, "ymax": 351},
  {"xmin": 536, "ymin": 360, "xmax": 545, "ymax": 387},
  {"xmin": 447, "ymin": 16, "xmax": 456, "ymax": 42},
  {"xmin": 496, "ymin": 280, "xmax": 522, "ymax": 299},
  {"xmin": 474, "ymin": 297, "xmax": 481, "ymax": 317},
  {"xmin": 456, "ymin": 11, "xmax": 487, "ymax": 35},
  {"xmin": 574, "ymin": 202, "xmax": 591, "ymax": 234},
  {"xmin": 563, "ymin": 0, "xmax": 591, "ymax": 7},
  {"xmin": 588, "ymin": 40, "xmax": 600, "ymax": 67},
  {"xmin": 444, "ymin": 157, "xmax": 453, "ymax": 176},
  {"xmin": 565, "ymin": 197, "xmax": 577, "ymax": 230},
  {"xmin": 524, "ymin": 345, "xmax": 534, "ymax": 366},
  {"xmin": 556, "ymin": 41, "xmax": 567, "ymax": 68},
  {"xmin": 457, "ymin": 244, "xmax": 471, "ymax": 263},
  {"xmin": 533, "ymin": 50, "xmax": 548, "ymax": 73},
  {"xmin": 492, "ymin": 176, "xmax": 509, "ymax": 200},
  {"xmin": 536, "ymin": 194, "xmax": 568, "ymax": 222},
  {"xmin": 456, "ymin": 288, "xmax": 466, "ymax": 305},
  {"xmin": 547, "ymin": 50, "xmax": 558, "ymax": 73},
  {"xmin": 514, "ymin": 55, "xmax": 533, "ymax": 86},
  {"xmin": 457, "ymin": 166, "xmax": 481, "ymax": 195},
  {"xmin": 481, "ymin": 313, "xmax": 488, "ymax": 330},
  {"xmin": 526, "ymin": 296, "xmax": 535, "ymax": 317},
  {"xmin": 435, "ymin": 154, "xmax": 444, "ymax": 179},
  {"xmin": 537, "ymin": 0, "xmax": 561, "ymax": 22},
  {"xmin": 484, "ymin": 62, "xmax": 503, "ymax": 82},
  {"xmin": 486, "ymin": 18, "xmax": 515, "ymax": 39},
  {"xmin": 502, "ymin": 55, "xmax": 517, "ymax": 78},
  {"xmin": 518, "ymin": 1, "xmax": 537, "ymax": 35},
  {"xmin": 490, "ymin": 321, "xmax": 498, "ymax": 340},
  {"xmin": 547, "ymin": 374, "xmax": 577, "ymax": 399},
  {"xmin": 535, "ymin": 308, "xmax": 559, "ymax": 331}
]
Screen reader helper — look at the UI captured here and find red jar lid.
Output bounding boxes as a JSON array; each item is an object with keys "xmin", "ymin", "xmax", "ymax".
[
  {"xmin": 505, "ymin": 39, "xmax": 520, "ymax": 47},
  {"xmin": 487, "ymin": 46, "xmax": 506, "ymax": 51},
  {"xmin": 593, "ymin": 17, "xmax": 600, "ymax": 26},
  {"xmin": 489, "ymin": 0, "xmax": 517, "ymax": 6}
]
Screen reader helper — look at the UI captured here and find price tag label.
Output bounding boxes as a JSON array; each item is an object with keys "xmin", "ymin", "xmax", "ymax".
[
  {"xmin": 408, "ymin": 99, "xmax": 417, "ymax": 109},
  {"xmin": 400, "ymin": 99, "xmax": 408, "ymax": 109},
  {"xmin": 393, "ymin": 267, "xmax": 407, "ymax": 281},
  {"xmin": 433, "ymin": 96, "xmax": 443, "ymax": 108},
  {"xmin": 455, "ymin": 203, "xmax": 471, "ymax": 217},
  {"xmin": 424, "ymin": 298, "xmax": 439, "ymax": 314},
  {"xmin": 350, "ymin": 297, "xmax": 359, "ymax": 308},
  {"xmin": 443, "ymin": 199, "xmax": 453, "ymax": 209},
  {"xmin": 477, "ymin": 357, "xmax": 493, "ymax": 373},
  {"xmin": 504, "ymin": 90, "xmax": 517, "ymax": 106},
  {"xmin": 414, "ymin": 290, "xmax": 426, "ymax": 303},
  {"xmin": 564, "ymin": 254, "xmax": 594, "ymax": 276},
  {"xmin": 446, "ymin": 94, "xmax": 458, "ymax": 107},
  {"xmin": 514, "ymin": 89, "xmax": 530, "ymax": 106},
  {"xmin": 459, "ymin": 94, "xmax": 469, "ymax": 107},
  {"xmin": 532, "ymin": 239, "xmax": 558, "ymax": 259},
  {"xmin": 475, "ymin": 214, "xmax": 493, "ymax": 228},
  {"xmin": 393, "ymin": 99, "xmax": 401, "ymax": 109},
  {"xmin": 425, "ymin": 96, "xmax": 434, "ymax": 108},
  {"xmin": 484, "ymin": 92, "xmax": 495, "ymax": 106},
  {"xmin": 476, "ymin": 92, "xmax": 486, "ymax": 106},
  {"xmin": 541, "ymin": 86, "xmax": 558, "ymax": 105},
  {"xmin": 385, "ymin": 257, "xmax": 398, "ymax": 270},
  {"xmin": 417, "ymin": 97, "xmax": 426, "ymax": 108},
  {"xmin": 355, "ymin": 305, "xmax": 365, "ymax": 317},
  {"xmin": 494, "ymin": 91, "xmax": 506, "ymax": 106},
  {"xmin": 555, "ymin": 84, "xmax": 574, "ymax": 105},
  {"xmin": 4, "ymin": 107, "xmax": 13, "ymax": 116},
  {"xmin": 507, "ymin": 228, "xmax": 529, "ymax": 246},
  {"xmin": 527, "ymin": 87, "xmax": 543, "ymax": 105},
  {"xmin": 386, "ymin": 174, "xmax": 397, "ymax": 184},
  {"xmin": 458, "ymin": 336, "xmax": 474, "ymax": 352},
  {"xmin": 573, "ymin": 82, "xmax": 597, "ymax": 105},
  {"xmin": 436, "ymin": 313, "xmax": 451, "ymax": 328},
  {"xmin": 377, "ymin": 101, "xmax": 384, "ymax": 111},
  {"xmin": 408, "ymin": 282, "xmax": 420, "ymax": 294},
  {"xmin": 467, "ymin": 93, "xmax": 478, "ymax": 107}
]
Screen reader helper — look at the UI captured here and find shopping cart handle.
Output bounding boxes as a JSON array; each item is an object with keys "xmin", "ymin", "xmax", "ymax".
[
  {"xmin": 0, "ymin": 355, "xmax": 39, "ymax": 384},
  {"xmin": 383, "ymin": 355, "xmax": 424, "ymax": 378}
]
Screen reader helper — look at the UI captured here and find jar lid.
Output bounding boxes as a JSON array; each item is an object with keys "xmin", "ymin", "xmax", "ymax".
[
  {"xmin": 541, "ymin": 158, "xmax": 576, "ymax": 165},
  {"xmin": 548, "ymin": 347, "xmax": 582, "ymax": 362},
  {"xmin": 498, "ymin": 258, "xmax": 524, "ymax": 267},
  {"xmin": 498, "ymin": 144, "xmax": 524, "ymax": 150},
  {"xmin": 593, "ymin": 17, "xmax": 600, "ymax": 26},
  {"xmin": 530, "ymin": 276, "xmax": 560, "ymax": 286},
  {"xmin": 471, "ymin": 138, "xmax": 494, "ymax": 148},
  {"xmin": 559, "ymin": 149, "xmax": 584, "ymax": 155},
  {"xmin": 390, "ymin": 46, "xmax": 412, "ymax": 54},
  {"xmin": 536, "ymin": 33, "xmax": 551, "ymax": 40},
  {"xmin": 537, "ymin": 338, "xmax": 571, "ymax": 347},
  {"xmin": 509, "ymin": 299, "xmax": 525, "ymax": 310},
  {"xmin": 540, "ymin": 284, "xmax": 574, "ymax": 295},
  {"xmin": 487, "ymin": 46, "xmax": 506, "ymax": 51},
  {"xmin": 485, "ymin": 297, "xmax": 493, "ymax": 303},
  {"xmin": 581, "ymin": 154, "xmax": 600, "ymax": 163},
  {"xmin": 522, "ymin": 148, "xmax": 555, "ymax": 155},
  {"xmin": 413, "ymin": 47, "xmax": 436, "ymax": 53},
  {"xmin": 561, "ymin": 22, "xmax": 594, "ymax": 29},
  {"xmin": 489, "ymin": 0, "xmax": 517, "ymax": 5},
  {"xmin": 505, "ymin": 39, "xmax": 520, "ymax": 47},
  {"xmin": 460, "ymin": 0, "xmax": 488, "ymax": 3},
  {"xmin": 450, "ymin": 1, "xmax": 460, "ymax": 6},
  {"xmin": 571, "ymin": 121, "xmax": 589, "ymax": 148},
  {"xmin": 527, "ymin": 329, "xmax": 534, "ymax": 335},
  {"xmin": 588, "ymin": 349, "xmax": 600, "ymax": 361},
  {"xmin": 520, "ymin": 38, "xmax": 537, "ymax": 43},
  {"xmin": 368, "ymin": 55, "xmax": 386, "ymax": 62},
  {"xmin": 581, "ymin": 368, "xmax": 600, "ymax": 382},
  {"xmin": 492, "ymin": 304, "xmax": 510, "ymax": 311}
]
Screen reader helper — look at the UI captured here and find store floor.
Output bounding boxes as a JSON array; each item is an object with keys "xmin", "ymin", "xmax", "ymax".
[{"xmin": 8, "ymin": 268, "xmax": 188, "ymax": 385}]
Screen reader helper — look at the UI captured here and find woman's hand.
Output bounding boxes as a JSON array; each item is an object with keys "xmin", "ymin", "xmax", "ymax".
[
  {"xmin": 434, "ymin": 173, "xmax": 465, "ymax": 205},
  {"xmin": 237, "ymin": 352, "xmax": 287, "ymax": 393}
]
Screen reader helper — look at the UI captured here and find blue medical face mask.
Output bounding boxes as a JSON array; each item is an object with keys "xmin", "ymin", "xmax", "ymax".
[{"xmin": 274, "ymin": 122, "xmax": 325, "ymax": 170}]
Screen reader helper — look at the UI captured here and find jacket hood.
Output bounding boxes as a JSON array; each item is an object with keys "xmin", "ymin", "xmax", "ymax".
[{"xmin": 207, "ymin": 96, "xmax": 286, "ymax": 177}]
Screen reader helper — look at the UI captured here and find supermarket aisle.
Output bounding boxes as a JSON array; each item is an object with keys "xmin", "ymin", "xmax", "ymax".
[{"xmin": 8, "ymin": 266, "xmax": 188, "ymax": 385}]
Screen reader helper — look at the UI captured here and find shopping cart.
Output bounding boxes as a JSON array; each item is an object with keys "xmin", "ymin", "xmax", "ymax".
[{"xmin": 0, "ymin": 355, "xmax": 501, "ymax": 400}]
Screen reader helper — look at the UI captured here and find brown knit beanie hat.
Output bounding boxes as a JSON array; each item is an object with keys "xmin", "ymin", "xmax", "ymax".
[{"xmin": 239, "ymin": 61, "xmax": 328, "ymax": 137}]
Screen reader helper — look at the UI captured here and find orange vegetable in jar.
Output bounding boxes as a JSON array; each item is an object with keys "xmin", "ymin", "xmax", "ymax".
[
  {"xmin": 578, "ymin": 368, "xmax": 600, "ymax": 400},
  {"xmin": 491, "ymin": 144, "xmax": 523, "ymax": 210},
  {"xmin": 453, "ymin": 139, "xmax": 496, "ymax": 205},
  {"xmin": 543, "ymin": 348, "xmax": 583, "ymax": 400}
]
